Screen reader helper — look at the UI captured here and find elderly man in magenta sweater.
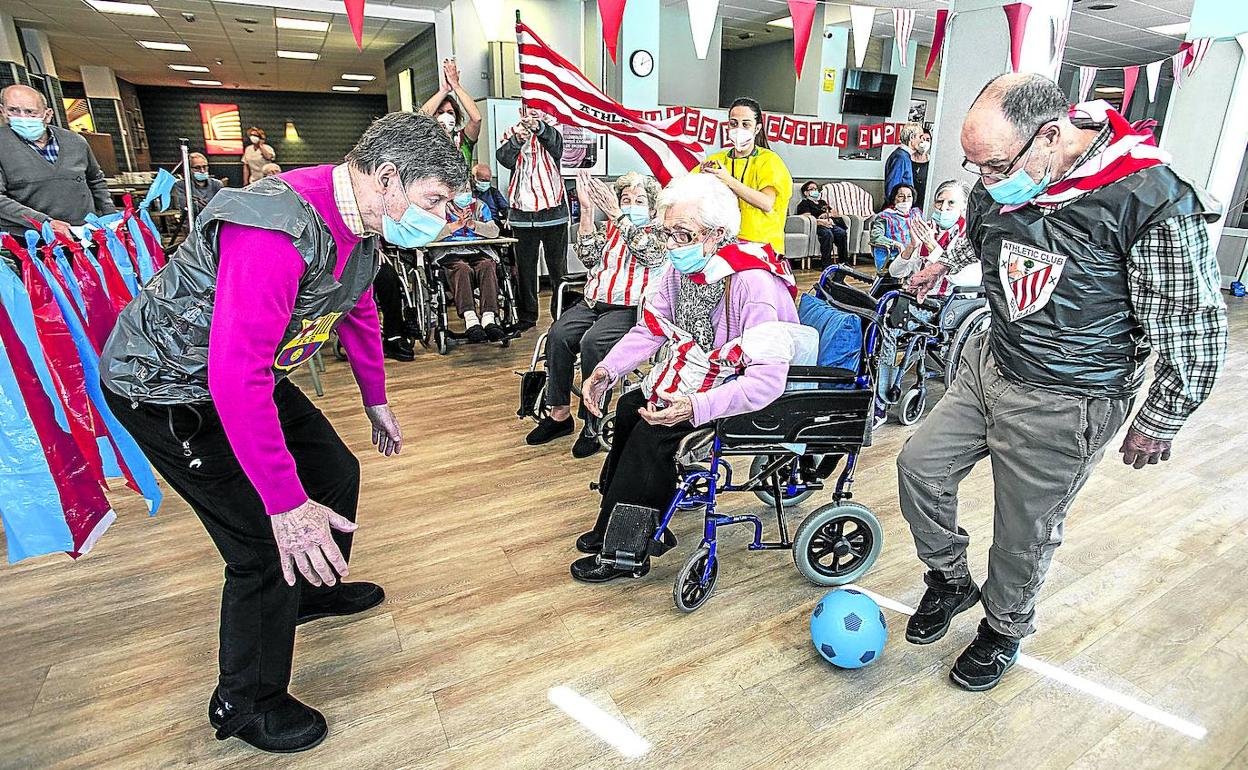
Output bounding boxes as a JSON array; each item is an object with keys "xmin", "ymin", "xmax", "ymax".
[{"xmin": 100, "ymin": 112, "xmax": 466, "ymax": 754}]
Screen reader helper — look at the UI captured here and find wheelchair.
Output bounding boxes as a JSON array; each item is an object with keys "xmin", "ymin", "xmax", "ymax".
[
  {"xmin": 855, "ymin": 264, "xmax": 989, "ymax": 426},
  {"xmin": 516, "ymin": 277, "xmax": 648, "ymax": 451},
  {"xmin": 633, "ymin": 267, "xmax": 898, "ymax": 612},
  {"xmin": 423, "ymin": 243, "xmax": 521, "ymax": 355},
  {"xmin": 333, "ymin": 245, "xmax": 431, "ymax": 360}
]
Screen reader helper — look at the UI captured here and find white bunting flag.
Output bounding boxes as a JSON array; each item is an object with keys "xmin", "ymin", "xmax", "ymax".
[
  {"xmin": 849, "ymin": 5, "xmax": 876, "ymax": 69},
  {"xmin": 1170, "ymin": 51, "xmax": 1186, "ymax": 87},
  {"xmin": 1078, "ymin": 65, "xmax": 1097, "ymax": 102},
  {"xmin": 1145, "ymin": 59, "xmax": 1163, "ymax": 102},
  {"xmin": 687, "ymin": 0, "xmax": 720, "ymax": 60},
  {"xmin": 893, "ymin": 9, "xmax": 916, "ymax": 68},
  {"xmin": 1049, "ymin": 14, "xmax": 1070, "ymax": 80}
]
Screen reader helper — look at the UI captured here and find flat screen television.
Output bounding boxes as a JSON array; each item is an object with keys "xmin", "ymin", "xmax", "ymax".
[{"xmin": 841, "ymin": 69, "xmax": 898, "ymax": 116}]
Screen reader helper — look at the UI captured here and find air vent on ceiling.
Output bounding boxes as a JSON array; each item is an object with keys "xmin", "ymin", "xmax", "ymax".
[
  {"xmin": 1087, "ymin": 2, "xmax": 1117, "ymax": 8},
  {"xmin": 234, "ymin": 17, "xmax": 259, "ymax": 25}
]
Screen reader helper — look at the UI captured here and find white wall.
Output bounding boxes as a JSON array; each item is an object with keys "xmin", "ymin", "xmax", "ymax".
[{"xmin": 657, "ymin": 2, "xmax": 721, "ymax": 109}]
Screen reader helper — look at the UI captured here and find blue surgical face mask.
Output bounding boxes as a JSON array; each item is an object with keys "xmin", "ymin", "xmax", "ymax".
[
  {"xmin": 453, "ymin": 191, "xmax": 474, "ymax": 208},
  {"xmin": 193, "ymin": 171, "xmax": 210, "ymax": 182},
  {"xmin": 804, "ymin": 190, "xmax": 820, "ymax": 200},
  {"xmin": 474, "ymin": 180, "xmax": 491, "ymax": 192},
  {"xmin": 931, "ymin": 207, "xmax": 959, "ymax": 230},
  {"xmin": 9, "ymin": 117, "xmax": 46, "ymax": 142},
  {"xmin": 985, "ymin": 145, "xmax": 1053, "ymax": 206},
  {"xmin": 668, "ymin": 242, "xmax": 711, "ymax": 274},
  {"xmin": 625, "ymin": 205, "xmax": 650, "ymax": 226},
  {"xmin": 379, "ymin": 187, "xmax": 445, "ymax": 248}
]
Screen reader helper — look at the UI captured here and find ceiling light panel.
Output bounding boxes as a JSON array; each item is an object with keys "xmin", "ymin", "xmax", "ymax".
[
  {"xmin": 188, "ymin": 79, "xmax": 222, "ymax": 86},
  {"xmin": 277, "ymin": 50, "xmax": 320, "ymax": 60},
  {"xmin": 341, "ymin": 74, "xmax": 376, "ymax": 81},
  {"xmin": 276, "ymin": 17, "xmax": 330, "ymax": 32},
  {"xmin": 138, "ymin": 40, "xmax": 191, "ymax": 51},
  {"xmin": 84, "ymin": 1, "xmax": 159, "ymax": 16},
  {"xmin": 332, "ymin": 86, "xmax": 360, "ymax": 92},
  {"xmin": 168, "ymin": 64, "xmax": 210, "ymax": 72},
  {"xmin": 1145, "ymin": 22, "xmax": 1189, "ymax": 36}
]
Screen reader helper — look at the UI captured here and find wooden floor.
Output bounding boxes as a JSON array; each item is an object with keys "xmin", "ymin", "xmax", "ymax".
[{"xmin": 2, "ymin": 283, "xmax": 1246, "ymax": 770}]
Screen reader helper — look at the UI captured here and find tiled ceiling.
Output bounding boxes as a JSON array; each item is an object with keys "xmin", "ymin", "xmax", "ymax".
[
  {"xmin": 0, "ymin": 0, "xmax": 439, "ymax": 94},
  {"xmin": 716, "ymin": 0, "xmax": 1194, "ymax": 71}
]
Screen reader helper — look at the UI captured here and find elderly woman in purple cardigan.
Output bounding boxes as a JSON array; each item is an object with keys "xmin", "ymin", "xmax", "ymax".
[{"xmin": 569, "ymin": 174, "xmax": 801, "ymax": 584}]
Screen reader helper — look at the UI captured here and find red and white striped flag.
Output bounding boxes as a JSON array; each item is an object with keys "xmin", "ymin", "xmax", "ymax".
[
  {"xmin": 517, "ymin": 22, "xmax": 703, "ymax": 184},
  {"xmin": 1184, "ymin": 37, "xmax": 1213, "ymax": 76},
  {"xmin": 892, "ymin": 9, "xmax": 916, "ymax": 68},
  {"xmin": 1049, "ymin": 14, "xmax": 1070, "ymax": 79}
]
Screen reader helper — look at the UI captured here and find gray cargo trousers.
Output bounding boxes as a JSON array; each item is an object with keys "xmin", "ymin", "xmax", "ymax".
[{"xmin": 896, "ymin": 331, "xmax": 1132, "ymax": 639}]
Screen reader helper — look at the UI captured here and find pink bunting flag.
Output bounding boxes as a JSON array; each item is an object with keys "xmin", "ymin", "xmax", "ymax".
[
  {"xmin": 892, "ymin": 8, "xmax": 916, "ymax": 68},
  {"xmin": 925, "ymin": 9, "xmax": 951, "ymax": 78},
  {"xmin": 344, "ymin": 0, "xmax": 365, "ymax": 50},
  {"xmin": 1078, "ymin": 65, "xmax": 1096, "ymax": 102},
  {"xmin": 1120, "ymin": 65, "xmax": 1139, "ymax": 115},
  {"xmin": 1001, "ymin": 2, "xmax": 1032, "ymax": 73},
  {"xmin": 788, "ymin": 0, "xmax": 818, "ymax": 78},
  {"xmin": 1145, "ymin": 59, "xmax": 1164, "ymax": 103},
  {"xmin": 598, "ymin": 0, "xmax": 627, "ymax": 63}
]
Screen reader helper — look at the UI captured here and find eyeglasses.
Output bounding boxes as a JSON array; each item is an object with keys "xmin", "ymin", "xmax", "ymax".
[
  {"xmin": 3, "ymin": 105, "xmax": 45, "ymax": 118},
  {"xmin": 655, "ymin": 226, "xmax": 702, "ymax": 246},
  {"xmin": 961, "ymin": 121, "xmax": 1051, "ymax": 180}
]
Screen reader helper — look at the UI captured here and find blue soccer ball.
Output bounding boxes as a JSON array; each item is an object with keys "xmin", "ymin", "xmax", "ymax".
[{"xmin": 810, "ymin": 588, "xmax": 888, "ymax": 669}]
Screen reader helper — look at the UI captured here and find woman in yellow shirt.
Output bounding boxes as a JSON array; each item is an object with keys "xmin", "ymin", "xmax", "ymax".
[{"xmin": 696, "ymin": 97, "xmax": 793, "ymax": 255}]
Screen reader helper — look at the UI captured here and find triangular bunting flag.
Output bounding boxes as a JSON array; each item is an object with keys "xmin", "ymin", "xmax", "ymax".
[
  {"xmin": 1078, "ymin": 65, "xmax": 1096, "ymax": 102},
  {"xmin": 1145, "ymin": 59, "xmax": 1163, "ymax": 102},
  {"xmin": 598, "ymin": 0, "xmax": 628, "ymax": 63},
  {"xmin": 687, "ymin": 0, "xmax": 720, "ymax": 60},
  {"xmin": 1001, "ymin": 2, "xmax": 1032, "ymax": 73},
  {"xmin": 925, "ymin": 9, "xmax": 951, "ymax": 78},
  {"xmin": 344, "ymin": 0, "xmax": 365, "ymax": 50},
  {"xmin": 849, "ymin": 5, "xmax": 876, "ymax": 69},
  {"xmin": 1049, "ymin": 13, "xmax": 1070, "ymax": 79},
  {"xmin": 789, "ymin": 0, "xmax": 818, "ymax": 78},
  {"xmin": 893, "ymin": 9, "xmax": 916, "ymax": 68},
  {"xmin": 1170, "ymin": 50, "xmax": 1186, "ymax": 87},
  {"xmin": 1120, "ymin": 65, "xmax": 1139, "ymax": 115}
]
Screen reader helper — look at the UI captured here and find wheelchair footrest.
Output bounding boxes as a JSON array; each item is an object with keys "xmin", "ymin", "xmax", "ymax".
[{"xmin": 600, "ymin": 504, "xmax": 660, "ymax": 568}]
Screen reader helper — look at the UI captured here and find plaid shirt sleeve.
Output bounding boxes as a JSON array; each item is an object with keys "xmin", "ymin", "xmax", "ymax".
[
  {"xmin": 1127, "ymin": 213, "xmax": 1228, "ymax": 442},
  {"xmin": 937, "ymin": 233, "xmax": 979, "ymax": 273}
]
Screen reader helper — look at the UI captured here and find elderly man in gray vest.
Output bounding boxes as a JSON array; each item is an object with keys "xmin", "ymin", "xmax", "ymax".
[
  {"xmin": 0, "ymin": 84, "xmax": 115, "ymax": 238},
  {"xmin": 903, "ymin": 73, "xmax": 1227, "ymax": 691},
  {"xmin": 101, "ymin": 112, "xmax": 466, "ymax": 753}
]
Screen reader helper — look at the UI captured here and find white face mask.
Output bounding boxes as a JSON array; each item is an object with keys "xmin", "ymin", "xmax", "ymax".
[
  {"xmin": 249, "ymin": 134, "xmax": 260, "ymax": 144},
  {"xmin": 895, "ymin": 201, "xmax": 913, "ymax": 214},
  {"xmin": 918, "ymin": 140, "xmax": 931, "ymax": 154},
  {"xmin": 727, "ymin": 127, "xmax": 755, "ymax": 152},
  {"xmin": 436, "ymin": 113, "xmax": 456, "ymax": 133}
]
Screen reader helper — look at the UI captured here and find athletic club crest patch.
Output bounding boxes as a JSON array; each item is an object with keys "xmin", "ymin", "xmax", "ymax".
[{"xmin": 999, "ymin": 240, "xmax": 1067, "ymax": 322}]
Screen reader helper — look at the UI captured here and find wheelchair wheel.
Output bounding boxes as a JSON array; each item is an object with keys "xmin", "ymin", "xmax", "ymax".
[
  {"xmin": 944, "ymin": 308, "xmax": 990, "ymax": 386},
  {"xmin": 673, "ymin": 546, "xmax": 719, "ymax": 613},
  {"xmin": 792, "ymin": 503, "xmax": 883, "ymax": 586},
  {"xmin": 750, "ymin": 455, "xmax": 816, "ymax": 508},
  {"xmin": 435, "ymin": 327, "xmax": 450, "ymax": 356},
  {"xmin": 897, "ymin": 387, "xmax": 927, "ymax": 426},
  {"xmin": 597, "ymin": 410, "xmax": 616, "ymax": 451},
  {"xmin": 534, "ymin": 384, "xmax": 551, "ymax": 421}
]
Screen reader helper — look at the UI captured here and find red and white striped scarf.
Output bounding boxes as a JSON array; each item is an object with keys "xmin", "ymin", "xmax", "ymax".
[
  {"xmin": 502, "ymin": 117, "xmax": 566, "ymax": 213},
  {"xmin": 921, "ymin": 217, "xmax": 966, "ymax": 296},
  {"xmin": 583, "ymin": 219, "xmax": 660, "ymax": 306},
  {"xmin": 686, "ymin": 241, "xmax": 799, "ymax": 299},
  {"xmin": 640, "ymin": 307, "xmax": 745, "ymax": 407},
  {"xmin": 1018, "ymin": 100, "xmax": 1168, "ymax": 211}
]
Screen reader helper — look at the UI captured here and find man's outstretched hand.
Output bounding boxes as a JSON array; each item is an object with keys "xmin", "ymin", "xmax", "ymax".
[
  {"xmin": 906, "ymin": 261, "xmax": 950, "ymax": 302},
  {"xmin": 1119, "ymin": 426, "xmax": 1172, "ymax": 469},
  {"xmin": 365, "ymin": 403, "xmax": 403, "ymax": 456},
  {"xmin": 270, "ymin": 499, "xmax": 357, "ymax": 587}
]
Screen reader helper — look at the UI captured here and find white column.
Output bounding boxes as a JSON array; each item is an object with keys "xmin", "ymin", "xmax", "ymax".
[
  {"xmin": 1161, "ymin": 34, "xmax": 1248, "ymax": 256},
  {"xmin": 927, "ymin": 0, "xmax": 1072, "ymax": 209}
]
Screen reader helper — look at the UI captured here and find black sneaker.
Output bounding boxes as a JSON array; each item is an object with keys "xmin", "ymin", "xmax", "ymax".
[
  {"xmin": 906, "ymin": 570, "xmax": 981, "ymax": 644},
  {"xmin": 465, "ymin": 324, "xmax": 488, "ymax": 343},
  {"xmin": 571, "ymin": 428, "xmax": 602, "ymax": 459},
  {"xmin": 382, "ymin": 336, "xmax": 414, "ymax": 362},
  {"xmin": 570, "ymin": 554, "xmax": 650, "ymax": 583},
  {"xmin": 526, "ymin": 416, "xmax": 574, "ymax": 445},
  {"xmin": 950, "ymin": 619, "xmax": 1021, "ymax": 691},
  {"xmin": 484, "ymin": 323, "xmax": 506, "ymax": 342},
  {"xmin": 297, "ymin": 581, "xmax": 385, "ymax": 625},
  {"xmin": 209, "ymin": 690, "xmax": 327, "ymax": 753}
]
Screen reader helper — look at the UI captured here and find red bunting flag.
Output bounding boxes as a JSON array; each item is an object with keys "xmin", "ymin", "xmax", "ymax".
[
  {"xmin": 1001, "ymin": 2, "xmax": 1032, "ymax": 73},
  {"xmin": 882, "ymin": 122, "xmax": 898, "ymax": 144},
  {"xmin": 598, "ymin": 0, "xmax": 628, "ymax": 63},
  {"xmin": 779, "ymin": 116, "xmax": 797, "ymax": 144},
  {"xmin": 788, "ymin": 0, "xmax": 818, "ymax": 78},
  {"xmin": 793, "ymin": 120, "xmax": 810, "ymax": 146},
  {"xmin": 344, "ymin": 0, "xmax": 365, "ymax": 50},
  {"xmin": 765, "ymin": 114, "xmax": 783, "ymax": 143},
  {"xmin": 833, "ymin": 123, "xmax": 850, "ymax": 148},
  {"xmin": 925, "ymin": 9, "xmax": 951, "ymax": 78},
  {"xmin": 1120, "ymin": 65, "xmax": 1139, "ymax": 115}
]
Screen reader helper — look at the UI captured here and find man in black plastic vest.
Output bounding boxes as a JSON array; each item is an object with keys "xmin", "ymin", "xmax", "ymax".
[{"xmin": 902, "ymin": 73, "xmax": 1227, "ymax": 691}]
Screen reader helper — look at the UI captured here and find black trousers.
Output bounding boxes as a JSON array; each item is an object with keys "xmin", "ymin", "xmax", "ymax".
[
  {"xmin": 514, "ymin": 223, "xmax": 569, "ymax": 324},
  {"xmin": 816, "ymin": 225, "xmax": 849, "ymax": 266},
  {"xmin": 592, "ymin": 389, "xmax": 696, "ymax": 537},
  {"xmin": 103, "ymin": 380, "xmax": 360, "ymax": 713},
  {"xmin": 373, "ymin": 261, "xmax": 405, "ymax": 339},
  {"xmin": 544, "ymin": 301, "xmax": 636, "ymax": 419}
]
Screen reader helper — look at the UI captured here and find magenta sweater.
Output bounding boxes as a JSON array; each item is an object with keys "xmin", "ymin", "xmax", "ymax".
[{"xmin": 207, "ymin": 165, "xmax": 386, "ymax": 515}]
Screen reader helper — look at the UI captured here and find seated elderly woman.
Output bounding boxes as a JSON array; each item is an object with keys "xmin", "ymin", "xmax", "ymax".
[
  {"xmin": 526, "ymin": 170, "xmax": 666, "ymax": 458},
  {"xmin": 437, "ymin": 190, "xmax": 504, "ymax": 341},
  {"xmin": 870, "ymin": 183, "xmax": 924, "ymax": 271},
  {"xmin": 569, "ymin": 173, "xmax": 800, "ymax": 584}
]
